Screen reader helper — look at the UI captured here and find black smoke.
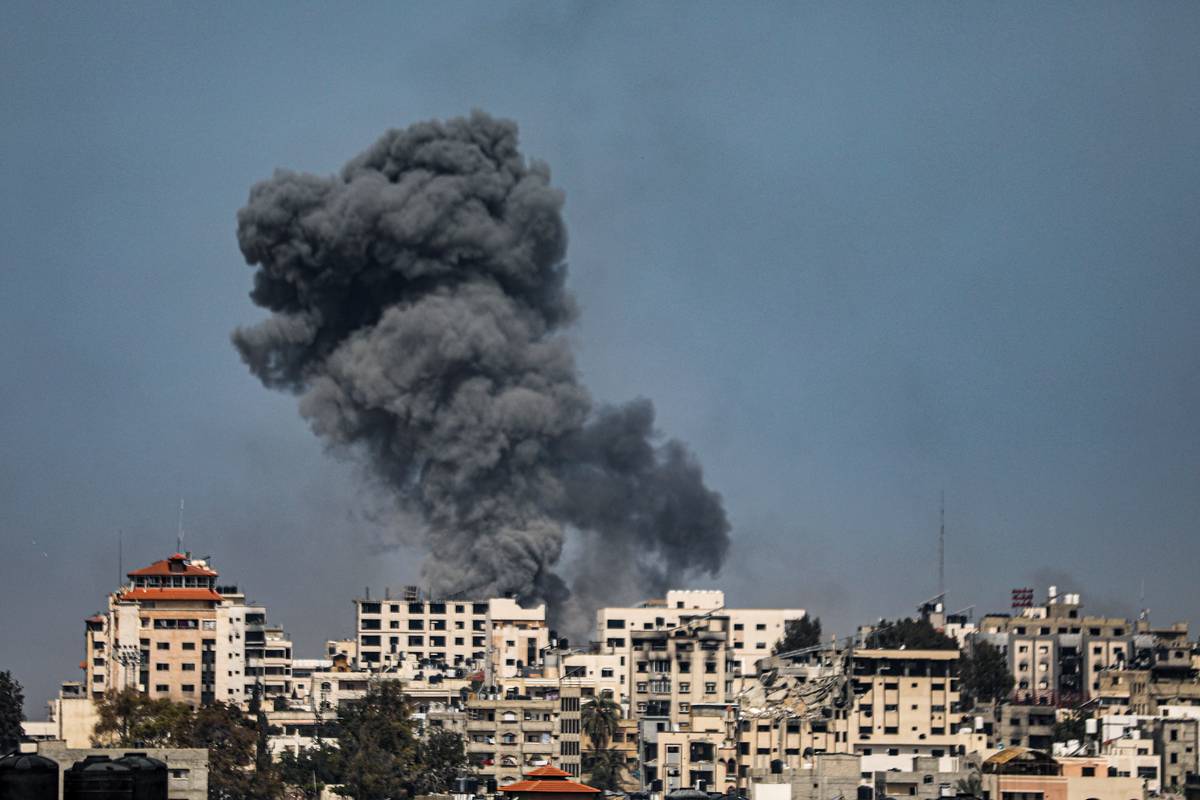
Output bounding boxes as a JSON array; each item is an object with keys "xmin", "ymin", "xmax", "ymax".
[{"xmin": 232, "ymin": 111, "xmax": 730, "ymax": 624}]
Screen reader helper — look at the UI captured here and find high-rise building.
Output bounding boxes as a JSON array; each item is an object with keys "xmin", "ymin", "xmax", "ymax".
[{"xmin": 83, "ymin": 552, "xmax": 292, "ymax": 708}]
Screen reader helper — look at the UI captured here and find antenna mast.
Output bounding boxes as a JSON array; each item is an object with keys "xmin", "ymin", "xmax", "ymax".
[
  {"xmin": 176, "ymin": 499, "xmax": 185, "ymax": 555},
  {"xmin": 938, "ymin": 491, "xmax": 945, "ymax": 601}
]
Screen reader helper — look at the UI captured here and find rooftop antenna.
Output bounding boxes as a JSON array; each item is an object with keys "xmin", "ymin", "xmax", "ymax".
[
  {"xmin": 938, "ymin": 490, "xmax": 945, "ymax": 602},
  {"xmin": 176, "ymin": 498, "xmax": 185, "ymax": 555}
]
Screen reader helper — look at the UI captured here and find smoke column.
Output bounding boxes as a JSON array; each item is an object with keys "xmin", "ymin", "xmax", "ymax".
[{"xmin": 233, "ymin": 111, "xmax": 730, "ymax": 624}]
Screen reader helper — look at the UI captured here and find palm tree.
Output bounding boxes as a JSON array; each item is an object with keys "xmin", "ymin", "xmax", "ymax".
[{"xmin": 581, "ymin": 695, "xmax": 621, "ymax": 751}]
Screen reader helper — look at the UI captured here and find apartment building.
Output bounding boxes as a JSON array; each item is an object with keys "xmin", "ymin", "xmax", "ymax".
[
  {"xmin": 83, "ymin": 553, "xmax": 291, "ymax": 709},
  {"xmin": 596, "ymin": 590, "xmax": 804, "ymax": 676},
  {"xmin": 995, "ymin": 704, "xmax": 1058, "ymax": 750},
  {"xmin": 354, "ymin": 589, "xmax": 548, "ymax": 680},
  {"xmin": 976, "ymin": 587, "xmax": 1137, "ymax": 705},
  {"xmin": 735, "ymin": 645, "xmax": 977, "ymax": 782},
  {"xmin": 646, "ymin": 702, "xmax": 737, "ymax": 793},
  {"xmin": 465, "ymin": 684, "xmax": 584, "ymax": 784}
]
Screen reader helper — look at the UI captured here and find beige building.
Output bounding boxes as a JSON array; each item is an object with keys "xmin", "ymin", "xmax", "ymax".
[
  {"xmin": 465, "ymin": 684, "xmax": 584, "ymax": 783},
  {"xmin": 596, "ymin": 590, "xmax": 804, "ymax": 676},
  {"xmin": 83, "ymin": 553, "xmax": 292, "ymax": 710},
  {"xmin": 354, "ymin": 589, "xmax": 548, "ymax": 681},
  {"xmin": 976, "ymin": 588, "xmax": 1147, "ymax": 705}
]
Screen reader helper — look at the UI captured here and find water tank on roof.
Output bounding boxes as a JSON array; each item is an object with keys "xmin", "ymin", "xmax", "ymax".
[
  {"xmin": 454, "ymin": 776, "xmax": 479, "ymax": 795},
  {"xmin": 0, "ymin": 751, "xmax": 59, "ymax": 800},
  {"xmin": 115, "ymin": 753, "xmax": 167, "ymax": 800},
  {"xmin": 485, "ymin": 778, "xmax": 498, "ymax": 794},
  {"xmin": 64, "ymin": 755, "xmax": 133, "ymax": 800}
]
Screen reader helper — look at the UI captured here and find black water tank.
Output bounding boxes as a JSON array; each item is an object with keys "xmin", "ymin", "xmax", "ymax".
[
  {"xmin": 64, "ymin": 755, "xmax": 133, "ymax": 800},
  {"xmin": 116, "ymin": 753, "xmax": 168, "ymax": 800},
  {"xmin": 454, "ymin": 776, "xmax": 479, "ymax": 794},
  {"xmin": 485, "ymin": 778, "xmax": 498, "ymax": 794},
  {"xmin": 770, "ymin": 758, "xmax": 783, "ymax": 774},
  {"xmin": 0, "ymin": 751, "xmax": 59, "ymax": 800}
]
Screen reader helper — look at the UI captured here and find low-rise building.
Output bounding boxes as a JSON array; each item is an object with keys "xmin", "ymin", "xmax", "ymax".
[{"xmin": 35, "ymin": 742, "xmax": 208, "ymax": 800}]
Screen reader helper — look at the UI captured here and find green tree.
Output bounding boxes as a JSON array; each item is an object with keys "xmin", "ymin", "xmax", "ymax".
[
  {"xmin": 178, "ymin": 701, "xmax": 262, "ymax": 800},
  {"xmin": 277, "ymin": 738, "xmax": 343, "ymax": 800},
  {"xmin": 335, "ymin": 680, "xmax": 420, "ymax": 800},
  {"xmin": 774, "ymin": 616, "xmax": 822, "ymax": 654},
  {"xmin": 955, "ymin": 772, "xmax": 982, "ymax": 798},
  {"xmin": 865, "ymin": 618, "xmax": 957, "ymax": 650},
  {"xmin": 278, "ymin": 737, "xmax": 344, "ymax": 800},
  {"xmin": 0, "ymin": 671, "xmax": 24, "ymax": 755},
  {"xmin": 92, "ymin": 689, "xmax": 191, "ymax": 747},
  {"xmin": 411, "ymin": 727, "xmax": 468, "ymax": 796},
  {"xmin": 1053, "ymin": 707, "xmax": 1089, "ymax": 744},
  {"xmin": 277, "ymin": 734, "xmax": 343, "ymax": 800},
  {"xmin": 586, "ymin": 748, "xmax": 626, "ymax": 792},
  {"xmin": 959, "ymin": 642, "xmax": 1014, "ymax": 708},
  {"xmin": 581, "ymin": 695, "xmax": 621, "ymax": 751}
]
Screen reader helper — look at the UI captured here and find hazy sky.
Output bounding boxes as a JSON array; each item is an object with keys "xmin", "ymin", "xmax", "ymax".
[{"xmin": 3, "ymin": 2, "xmax": 1199, "ymax": 715}]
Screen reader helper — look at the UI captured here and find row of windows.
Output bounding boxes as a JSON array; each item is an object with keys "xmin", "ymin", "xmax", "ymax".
[{"xmin": 360, "ymin": 602, "xmax": 490, "ymax": 615}]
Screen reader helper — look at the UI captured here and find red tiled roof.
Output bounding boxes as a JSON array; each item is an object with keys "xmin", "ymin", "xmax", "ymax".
[
  {"xmin": 499, "ymin": 782, "xmax": 600, "ymax": 795},
  {"xmin": 128, "ymin": 554, "xmax": 217, "ymax": 578},
  {"xmin": 500, "ymin": 766, "xmax": 599, "ymax": 794},
  {"xmin": 118, "ymin": 588, "xmax": 223, "ymax": 602}
]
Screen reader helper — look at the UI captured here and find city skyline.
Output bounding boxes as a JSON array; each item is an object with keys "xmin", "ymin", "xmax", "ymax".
[{"xmin": 4, "ymin": 2, "xmax": 1200, "ymax": 720}]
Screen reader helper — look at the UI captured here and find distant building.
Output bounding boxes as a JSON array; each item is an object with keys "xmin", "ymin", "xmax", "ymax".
[
  {"xmin": 83, "ymin": 552, "xmax": 292, "ymax": 710},
  {"xmin": 353, "ymin": 589, "xmax": 548, "ymax": 681},
  {"xmin": 596, "ymin": 590, "xmax": 804, "ymax": 677}
]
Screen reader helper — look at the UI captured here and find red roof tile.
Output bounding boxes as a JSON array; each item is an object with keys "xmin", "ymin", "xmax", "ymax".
[
  {"xmin": 499, "ymin": 782, "xmax": 600, "ymax": 794},
  {"xmin": 500, "ymin": 766, "xmax": 599, "ymax": 795},
  {"xmin": 128, "ymin": 554, "xmax": 217, "ymax": 578},
  {"xmin": 119, "ymin": 588, "xmax": 223, "ymax": 602}
]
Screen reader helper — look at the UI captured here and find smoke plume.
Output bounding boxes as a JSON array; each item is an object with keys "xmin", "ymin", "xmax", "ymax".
[{"xmin": 232, "ymin": 111, "xmax": 730, "ymax": 625}]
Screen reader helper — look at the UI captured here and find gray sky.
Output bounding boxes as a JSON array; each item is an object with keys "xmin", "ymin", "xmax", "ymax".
[{"xmin": 3, "ymin": 2, "xmax": 1199, "ymax": 715}]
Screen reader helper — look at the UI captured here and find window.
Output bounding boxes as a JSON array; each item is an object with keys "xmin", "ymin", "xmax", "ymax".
[
  {"xmin": 155, "ymin": 684, "xmax": 169, "ymax": 692},
  {"xmin": 607, "ymin": 619, "xmax": 626, "ymax": 629},
  {"xmin": 181, "ymin": 663, "xmax": 196, "ymax": 672},
  {"xmin": 680, "ymin": 682, "xmax": 690, "ymax": 692},
  {"xmin": 156, "ymin": 663, "xmax": 169, "ymax": 671},
  {"xmin": 705, "ymin": 682, "xmax": 717, "ymax": 693},
  {"xmin": 182, "ymin": 642, "xmax": 195, "ymax": 651},
  {"xmin": 156, "ymin": 642, "xmax": 170, "ymax": 650},
  {"xmin": 601, "ymin": 667, "xmax": 614, "ymax": 678},
  {"xmin": 756, "ymin": 623, "xmax": 766, "ymax": 630},
  {"xmin": 181, "ymin": 684, "xmax": 194, "ymax": 693},
  {"xmin": 734, "ymin": 623, "xmax": 744, "ymax": 631}
]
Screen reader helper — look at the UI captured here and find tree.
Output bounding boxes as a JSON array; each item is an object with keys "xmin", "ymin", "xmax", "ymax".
[
  {"xmin": 93, "ymin": 689, "xmax": 191, "ymax": 748},
  {"xmin": 774, "ymin": 616, "xmax": 822, "ymax": 654},
  {"xmin": 279, "ymin": 737, "xmax": 344, "ymax": 800},
  {"xmin": 959, "ymin": 642, "xmax": 1014, "ymax": 708},
  {"xmin": 411, "ymin": 727, "xmax": 468, "ymax": 796},
  {"xmin": 581, "ymin": 695, "xmax": 621, "ymax": 751},
  {"xmin": 335, "ymin": 680, "xmax": 421, "ymax": 800},
  {"xmin": 0, "ymin": 671, "xmax": 24, "ymax": 755},
  {"xmin": 955, "ymin": 772, "xmax": 982, "ymax": 798},
  {"xmin": 865, "ymin": 618, "xmax": 957, "ymax": 650},
  {"xmin": 1053, "ymin": 707, "xmax": 1089, "ymax": 745},
  {"xmin": 178, "ymin": 702, "xmax": 262, "ymax": 800},
  {"xmin": 586, "ymin": 748, "xmax": 626, "ymax": 792}
]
